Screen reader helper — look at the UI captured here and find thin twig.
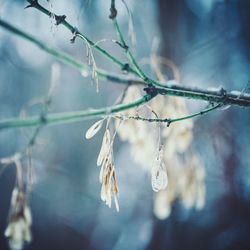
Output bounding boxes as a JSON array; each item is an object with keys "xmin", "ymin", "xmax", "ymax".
[
  {"xmin": 110, "ymin": 0, "xmax": 147, "ymax": 80},
  {"xmin": 25, "ymin": 0, "xmax": 138, "ymax": 75},
  {"xmin": 117, "ymin": 103, "xmax": 222, "ymax": 125}
]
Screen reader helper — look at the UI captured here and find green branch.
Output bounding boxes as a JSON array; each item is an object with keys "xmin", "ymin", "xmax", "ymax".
[
  {"xmin": 0, "ymin": 19, "xmax": 140, "ymax": 85},
  {"xmin": 121, "ymin": 103, "xmax": 222, "ymax": 125},
  {"xmin": 26, "ymin": 0, "xmax": 138, "ymax": 75},
  {"xmin": 1, "ymin": 18, "xmax": 250, "ymax": 107},
  {"xmin": 0, "ymin": 94, "xmax": 154, "ymax": 130},
  {"xmin": 0, "ymin": 19, "xmax": 89, "ymax": 72},
  {"xmin": 110, "ymin": 0, "xmax": 148, "ymax": 80},
  {"xmin": 24, "ymin": 1, "xmax": 250, "ymax": 107}
]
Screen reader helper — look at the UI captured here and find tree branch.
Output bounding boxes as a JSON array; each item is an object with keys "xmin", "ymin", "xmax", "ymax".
[
  {"xmin": 119, "ymin": 103, "xmax": 222, "ymax": 125},
  {"xmin": 110, "ymin": 0, "xmax": 148, "ymax": 80},
  {"xmin": 24, "ymin": 1, "xmax": 250, "ymax": 107},
  {"xmin": 0, "ymin": 19, "xmax": 139, "ymax": 85},
  {"xmin": 25, "ymin": 0, "xmax": 138, "ymax": 75},
  {"xmin": 0, "ymin": 94, "xmax": 154, "ymax": 130},
  {"xmin": 1, "ymin": 18, "xmax": 250, "ymax": 107}
]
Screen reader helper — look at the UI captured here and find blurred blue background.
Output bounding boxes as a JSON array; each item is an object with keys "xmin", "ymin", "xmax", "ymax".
[{"xmin": 0, "ymin": 0, "xmax": 250, "ymax": 249}]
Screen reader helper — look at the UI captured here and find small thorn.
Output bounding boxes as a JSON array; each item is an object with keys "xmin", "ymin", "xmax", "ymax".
[{"xmin": 24, "ymin": 0, "xmax": 38, "ymax": 9}]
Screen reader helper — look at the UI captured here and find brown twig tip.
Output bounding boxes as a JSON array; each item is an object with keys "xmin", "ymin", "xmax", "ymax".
[
  {"xmin": 55, "ymin": 15, "xmax": 66, "ymax": 26},
  {"xmin": 25, "ymin": 0, "xmax": 38, "ymax": 9}
]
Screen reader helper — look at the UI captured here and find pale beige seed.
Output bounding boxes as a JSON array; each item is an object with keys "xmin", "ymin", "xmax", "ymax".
[
  {"xmin": 97, "ymin": 129, "xmax": 111, "ymax": 166},
  {"xmin": 85, "ymin": 119, "xmax": 104, "ymax": 139}
]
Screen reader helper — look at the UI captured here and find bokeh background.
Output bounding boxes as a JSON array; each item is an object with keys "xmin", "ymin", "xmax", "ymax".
[{"xmin": 0, "ymin": 0, "xmax": 250, "ymax": 249}]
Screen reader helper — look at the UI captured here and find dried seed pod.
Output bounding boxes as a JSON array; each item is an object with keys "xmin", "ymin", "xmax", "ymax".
[
  {"xmin": 85, "ymin": 119, "xmax": 104, "ymax": 139},
  {"xmin": 5, "ymin": 188, "xmax": 32, "ymax": 250},
  {"xmin": 151, "ymin": 160, "xmax": 168, "ymax": 192},
  {"xmin": 97, "ymin": 129, "xmax": 111, "ymax": 166}
]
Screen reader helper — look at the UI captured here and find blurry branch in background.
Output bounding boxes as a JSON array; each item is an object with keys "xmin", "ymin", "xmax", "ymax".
[
  {"xmin": 0, "ymin": 63, "xmax": 61, "ymax": 181},
  {"xmin": 1, "ymin": 63, "xmax": 61, "ymax": 250}
]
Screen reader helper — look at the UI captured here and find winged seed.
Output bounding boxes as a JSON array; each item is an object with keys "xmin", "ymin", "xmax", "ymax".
[{"xmin": 85, "ymin": 119, "xmax": 104, "ymax": 139}]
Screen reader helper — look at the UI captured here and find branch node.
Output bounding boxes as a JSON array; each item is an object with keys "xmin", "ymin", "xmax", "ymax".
[
  {"xmin": 220, "ymin": 87, "xmax": 229, "ymax": 104},
  {"xmin": 143, "ymin": 84, "xmax": 158, "ymax": 98},
  {"xmin": 114, "ymin": 40, "xmax": 129, "ymax": 51},
  {"xmin": 70, "ymin": 28, "xmax": 79, "ymax": 43},
  {"xmin": 109, "ymin": 5, "xmax": 117, "ymax": 19},
  {"xmin": 40, "ymin": 114, "xmax": 47, "ymax": 124},
  {"xmin": 55, "ymin": 15, "xmax": 66, "ymax": 26},
  {"xmin": 122, "ymin": 63, "xmax": 130, "ymax": 73}
]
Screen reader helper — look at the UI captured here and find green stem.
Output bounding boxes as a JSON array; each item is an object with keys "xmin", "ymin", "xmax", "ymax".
[
  {"xmin": 110, "ymin": 0, "xmax": 147, "ymax": 80},
  {"xmin": 0, "ymin": 19, "xmax": 89, "ymax": 72},
  {"xmin": 113, "ymin": 19, "xmax": 147, "ymax": 79},
  {"xmin": 0, "ymin": 19, "xmax": 140, "ymax": 85},
  {"xmin": 0, "ymin": 94, "xmax": 153, "ymax": 130},
  {"xmin": 169, "ymin": 103, "xmax": 222, "ymax": 124},
  {"xmin": 123, "ymin": 103, "xmax": 222, "ymax": 124}
]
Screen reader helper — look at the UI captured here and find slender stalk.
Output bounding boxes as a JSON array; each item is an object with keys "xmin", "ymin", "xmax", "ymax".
[
  {"xmin": 113, "ymin": 18, "xmax": 147, "ymax": 80},
  {"xmin": 0, "ymin": 94, "xmax": 153, "ymax": 130},
  {"xmin": 122, "ymin": 103, "xmax": 222, "ymax": 124},
  {"xmin": 110, "ymin": 1, "xmax": 148, "ymax": 80},
  {"xmin": 169, "ymin": 103, "xmax": 222, "ymax": 124}
]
